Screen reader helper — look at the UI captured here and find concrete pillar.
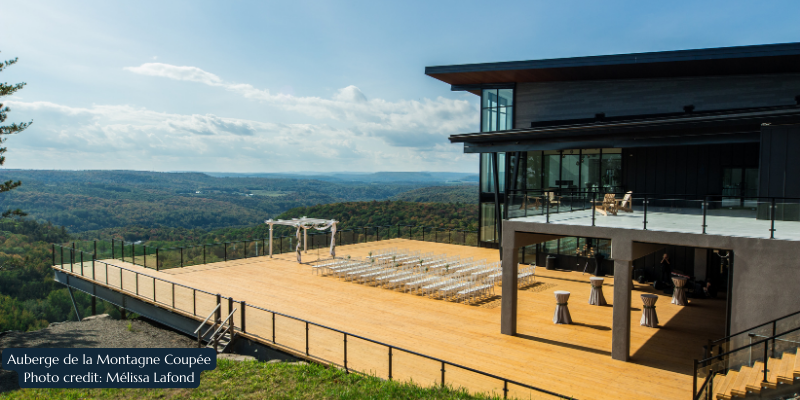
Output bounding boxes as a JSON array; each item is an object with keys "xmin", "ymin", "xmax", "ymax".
[
  {"xmin": 501, "ymin": 232, "xmax": 520, "ymax": 335},
  {"xmin": 611, "ymin": 259, "xmax": 633, "ymax": 361},
  {"xmin": 694, "ymin": 248, "xmax": 708, "ymax": 281}
]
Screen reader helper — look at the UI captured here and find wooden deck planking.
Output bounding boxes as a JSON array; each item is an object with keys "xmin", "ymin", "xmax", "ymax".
[{"xmin": 55, "ymin": 239, "xmax": 726, "ymax": 400}]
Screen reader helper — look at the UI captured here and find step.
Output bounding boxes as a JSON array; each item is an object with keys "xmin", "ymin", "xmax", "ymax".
[
  {"xmin": 777, "ymin": 352, "xmax": 796, "ymax": 385},
  {"xmin": 762, "ymin": 357, "xmax": 782, "ymax": 390},
  {"xmin": 795, "ymin": 349, "xmax": 800, "ymax": 379},
  {"xmin": 730, "ymin": 366, "xmax": 754, "ymax": 398},
  {"xmin": 745, "ymin": 362, "xmax": 765, "ymax": 394},
  {"xmin": 716, "ymin": 370, "xmax": 738, "ymax": 400}
]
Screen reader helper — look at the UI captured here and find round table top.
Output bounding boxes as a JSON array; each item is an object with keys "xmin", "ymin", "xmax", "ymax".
[
  {"xmin": 554, "ymin": 290, "xmax": 571, "ymax": 295},
  {"xmin": 590, "ymin": 277, "xmax": 604, "ymax": 281},
  {"xmin": 641, "ymin": 294, "xmax": 658, "ymax": 299}
]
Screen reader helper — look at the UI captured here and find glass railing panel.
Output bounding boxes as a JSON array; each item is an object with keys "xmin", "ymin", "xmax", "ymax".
[
  {"xmin": 642, "ymin": 197, "xmax": 704, "ymax": 234},
  {"xmin": 706, "ymin": 198, "xmax": 768, "ymax": 239},
  {"xmin": 772, "ymin": 199, "xmax": 800, "ymax": 241}
]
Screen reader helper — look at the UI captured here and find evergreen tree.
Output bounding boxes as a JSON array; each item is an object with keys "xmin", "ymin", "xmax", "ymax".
[{"xmin": 0, "ymin": 51, "xmax": 30, "ymax": 219}]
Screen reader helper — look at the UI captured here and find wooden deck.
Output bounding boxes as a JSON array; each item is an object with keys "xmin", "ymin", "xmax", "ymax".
[{"xmin": 56, "ymin": 239, "xmax": 726, "ymax": 400}]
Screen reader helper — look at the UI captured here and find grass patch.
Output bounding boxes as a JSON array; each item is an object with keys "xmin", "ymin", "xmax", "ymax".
[{"xmin": 1, "ymin": 359, "xmax": 503, "ymax": 399}]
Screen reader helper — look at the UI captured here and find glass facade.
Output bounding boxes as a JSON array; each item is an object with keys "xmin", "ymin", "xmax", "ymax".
[
  {"xmin": 505, "ymin": 148, "xmax": 625, "ymax": 194},
  {"xmin": 481, "ymin": 89, "xmax": 514, "ymax": 132},
  {"xmin": 480, "ymin": 153, "xmax": 505, "ymax": 193},
  {"xmin": 480, "ymin": 202, "xmax": 504, "ymax": 243}
]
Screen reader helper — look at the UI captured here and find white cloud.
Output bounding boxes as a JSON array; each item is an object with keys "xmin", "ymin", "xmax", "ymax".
[
  {"xmin": 125, "ymin": 63, "xmax": 478, "ymax": 148},
  {"xmin": 4, "ymin": 100, "xmax": 477, "ymax": 172}
]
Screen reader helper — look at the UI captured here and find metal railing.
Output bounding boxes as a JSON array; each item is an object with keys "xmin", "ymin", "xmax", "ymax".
[
  {"xmin": 692, "ymin": 324, "xmax": 800, "ymax": 399},
  {"xmin": 506, "ymin": 189, "xmax": 800, "ymax": 240},
  {"xmin": 51, "ymin": 244, "xmax": 572, "ymax": 399},
  {"xmin": 58, "ymin": 224, "xmax": 480, "ymax": 271}
]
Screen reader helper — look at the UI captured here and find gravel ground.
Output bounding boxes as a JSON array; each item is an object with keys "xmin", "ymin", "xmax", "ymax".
[{"xmin": 0, "ymin": 315, "xmax": 196, "ymax": 393}]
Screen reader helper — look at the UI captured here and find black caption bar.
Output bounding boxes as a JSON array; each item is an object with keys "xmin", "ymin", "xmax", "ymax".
[{"xmin": 2, "ymin": 348, "xmax": 217, "ymax": 388}]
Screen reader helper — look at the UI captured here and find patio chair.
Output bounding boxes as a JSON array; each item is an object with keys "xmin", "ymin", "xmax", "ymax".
[
  {"xmin": 544, "ymin": 191, "xmax": 562, "ymax": 206},
  {"xmin": 615, "ymin": 191, "xmax": 633, "ymax": 213},
  {"xmin": 593, "ymin": 193, "xmax": 618, "ymax": 216},
  {"xmin": 523, "ymin": 195, "xmax": 542, "ymax": 210}
]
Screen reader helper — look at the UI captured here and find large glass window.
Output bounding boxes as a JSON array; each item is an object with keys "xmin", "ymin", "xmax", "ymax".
[
  {"xmin": 525, "ymin": 151, "xmax": 543, "ymax": 190},
  {"xmin": 543, "ymin": 150, "xmax": 561, "ymax": 189},
  {"xmin": 561, "ymin": 149, "xmax": 579, "ymax": 190},
  {"xmin": 580, "ymin": 149, "xmax": 601, "ymax": 191},
  {"xmin": 480, "ymin": 202, "xmax": 504, "ymax": 243},
  {"xmin": 480, "ymin": 152, "xmax": 505, "ymax": 193},
  {"xmin": 481, "ymin": 89, "xmax": 514, "ymax": 132},
  {"xmin": 601, "ymin": 149, "xmax": 622, "ymax": 191}
]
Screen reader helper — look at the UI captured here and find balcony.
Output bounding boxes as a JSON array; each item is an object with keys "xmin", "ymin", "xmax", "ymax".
[{"xmin": 507, "ymin": 191, "xmax": 800, "ymax": 241}]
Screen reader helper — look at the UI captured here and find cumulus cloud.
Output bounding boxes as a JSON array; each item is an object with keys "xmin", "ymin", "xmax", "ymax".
[{"xmin": 125, "ymin": 63, "xmax": 477, "ymax": 148}]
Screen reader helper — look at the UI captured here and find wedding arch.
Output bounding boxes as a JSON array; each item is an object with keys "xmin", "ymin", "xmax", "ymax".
[{"xmin": 265, "ymin": 217, "xmax": 338, "ymax": 263}]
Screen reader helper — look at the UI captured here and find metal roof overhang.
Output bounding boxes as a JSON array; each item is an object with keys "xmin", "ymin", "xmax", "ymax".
[
  {"xmin": 426, "ymin": 42, "xmax": 800, "ymax": 88},
  {"xmin": 449, "ymin": 107, "xmax": 800, "ymax": 153}
]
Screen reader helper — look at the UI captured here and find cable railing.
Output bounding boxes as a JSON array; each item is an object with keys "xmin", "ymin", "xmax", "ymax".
[
  {"xmin": 56, "ymin": 225, "xmax": 480, "ymax": 271},
  {"xmin": 51, "ymin": 244, "xmax": 573, "ymax": 400},
  {"xmin": 506, "ymin": 189, "xmax": 800, "ymax": 240}
]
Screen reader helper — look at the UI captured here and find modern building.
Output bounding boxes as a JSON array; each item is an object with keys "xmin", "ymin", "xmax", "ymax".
[{"xmin": 426, "ymin": 42, "xmax": 800, "ymax": 362}]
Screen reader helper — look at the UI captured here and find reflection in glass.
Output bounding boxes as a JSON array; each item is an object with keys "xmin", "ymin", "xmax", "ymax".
[
  {"xmin": 581, "ymin": 150, "xmax": 601, "ymax": 192},
  {"xmin": 525, "ymin": 151, "xmax": 543, "ymax": 190},
  {"xmin": 544, "ymin": 151, "xmax": 560, "ymax": 189},
  {"xmin": 601, "ymin": 152, "xmax": 622, "ymax": 191},
  {"xmin": 561, "ymin": 153, "xmax": 579, "ymax": 190}
]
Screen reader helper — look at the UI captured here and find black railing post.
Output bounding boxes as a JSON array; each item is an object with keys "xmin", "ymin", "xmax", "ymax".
[
  {"xmin": 708, "ymin": 368, "xmax": 714, "ymax": 400},
  {"xmin": 272, "ymin": 312, "xmax": 276, "ymax": 343},
  {"xmin": 94, "ymin": 240, "xmax": 97, "ymax": 260},
  {"xmin": 503, "ymin": 380, "xmax": 508, "ymax": 399},
  {"xmin": 80, "ymin": 251, "xmax": 84, "ymax": 276},
  {"xmin": 643, "ymin": 194, "xmax": 649, "ymax": 230},
  {"xmin": 172, "ymin": 283, "xmax": 175, "ymax": 308},
  {"xmin": 441, "ymin": 361, "xmax": 445, "ymax": 387},
  {"xmin": 763, "ymin": 340, "xmax": 769, "ymax": 383},
  {"xmin": 193, "ymin": 289, "xmax": 196, "ymax": 316},
  {"xmin": 772, "ymin": 321, "xmax": 777, "ymax": 358},
  {"xmin": 215, "ymin": 294, "xmax": 222, "ymax": 323},
  {"xmin": 180, "ymin": 247, "xmax": 184, "ymax": 268},
  {"xmin": 693, "ymin": 360, "xmax": 697, "ymax": 397},
  {"xmin": 305, "ymin": 321, "xmax": 309, "ymax": 356},
  {"xmin": 546, "ymin": 196, "xmax": 550, "ymax": 223},
  {"xmin": 132, "ymin": 243, "xmax": 135, "ymax": 265},
  {"xmin": 241, "ymin": 301, "xmax": 246, "ymax": 333},
  {"xmin": 770, "ymin": 197, "xmax": 776, "ymax": 239},
  {"xmin": 592, "ymin": 191, "xmax": 596, "ymax": 226},
  {"xmin": 388, "ymin": 347, "xmax": 393, "ymax": 380},
  {"xmin": 224, "ymin": 242, "xmax": 227, "ymax": 261},
  {"xmin": 156, "ymin": 248, "xmax": 160, "ymax": 271},
  {"xmin": 143, "ymin": 245, "xmax": 147, "ymax": 268},
  {"xmin": 344, "ymin": 333, "xmax": 349, "ymax": 373},
  {"xmin": 702, "ymin": 196, "xmax": 708, "ymax": 234}
]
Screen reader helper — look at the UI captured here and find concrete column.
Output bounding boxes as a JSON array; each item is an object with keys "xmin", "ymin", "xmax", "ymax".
[
  {"xmin": 501, "ymin": 232, "xmax": 520, "ymax": 335},
  {"xmin": 611, "ymin": 259, "xmax": 633, "ymax": 361},
  {"xmin": 694, "ymin": 248, "xmax": 708, "ymax": 281}
]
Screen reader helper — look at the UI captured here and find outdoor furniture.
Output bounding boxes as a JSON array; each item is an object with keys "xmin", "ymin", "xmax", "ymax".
[
  {"xmin": 640, "ymin": 294, "xmax": 659, "ymax": 328},
  {"xmin": 615, "ymin": 191, "xmax": 633, "ymax": 213},
  {"xmin": 553, "ymin": 291, "xmax": 572, "ymax": 324},
  {"xmin": 523, "ymin": 195, "xmax": 541, "ymax": 210},
  {"xmin": 593, "ymin": 193, "xmax": 618, "ymax": 216},
  {"xmin": 671, "ymin": 276, "xmax": 688, "ymax": 306},
  {"xmin": 588, "ymin": 277, "xmax": 607, "ymax": 306},
  {"xmin": 544, "ymin": 191, "xmax": 561, "ymax": 207}
]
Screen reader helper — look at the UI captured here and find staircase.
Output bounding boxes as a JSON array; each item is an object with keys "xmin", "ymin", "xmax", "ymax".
[
  {"xmin": 194, "ymin": 303, "xmax": 238, "ymax": 354},
  {"xmin": 707, "ymin": 351, "xmax": 799, "ymax": 399},
  {"xmin": 694, "ymin": 310, "xmax": 800, "ymax": 400}
]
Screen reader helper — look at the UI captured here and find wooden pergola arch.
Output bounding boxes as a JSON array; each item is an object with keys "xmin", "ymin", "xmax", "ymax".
[{"xmin": 265, "ymin": 217, "xmax": 338, "ymax": 263}]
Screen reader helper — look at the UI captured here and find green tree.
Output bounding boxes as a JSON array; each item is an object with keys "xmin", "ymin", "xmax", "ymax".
[{"xmin": 0, "ymin": 51, "xmax": 30, "ymax": 220}]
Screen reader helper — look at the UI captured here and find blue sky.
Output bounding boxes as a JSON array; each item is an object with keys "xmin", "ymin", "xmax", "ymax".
[{"xmin": 3, "ymin": 0, "xmax": 799, "ymax": 173}]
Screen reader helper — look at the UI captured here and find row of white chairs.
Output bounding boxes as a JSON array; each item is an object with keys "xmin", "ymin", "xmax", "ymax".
[{"xmin": 312, "ymin": 250, "xmax": 507, "ymax": 304}]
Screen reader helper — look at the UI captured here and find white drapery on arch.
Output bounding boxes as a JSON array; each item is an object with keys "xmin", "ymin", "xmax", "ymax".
[{"xmin": 265, "ymin": 217, "xmax": 338, "ymax": 263}]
